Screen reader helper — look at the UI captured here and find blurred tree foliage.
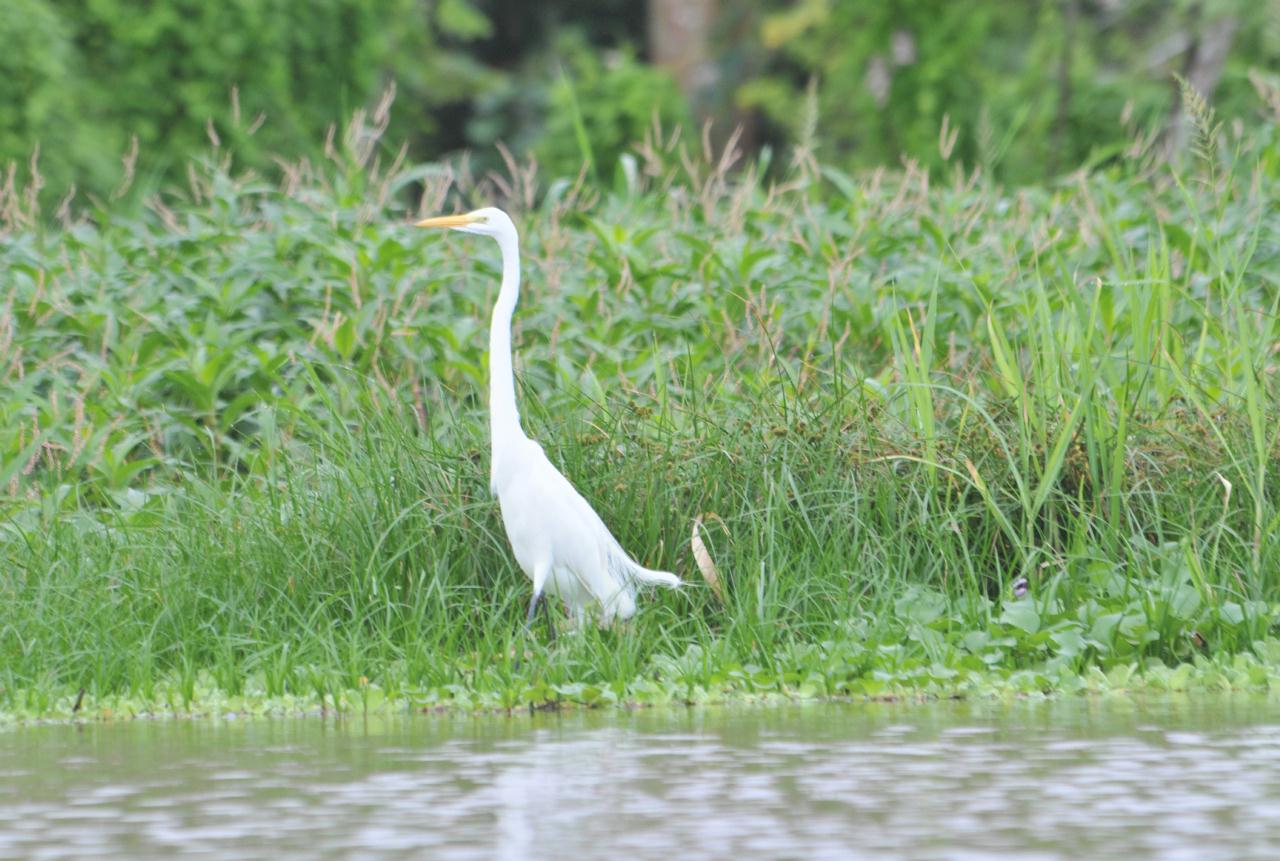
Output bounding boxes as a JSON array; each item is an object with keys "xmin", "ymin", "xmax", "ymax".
[
  {"xmin": 737, "ymin": 0, "xmax": 1280, "ymax": 182},
  {"xmin": 0, "ymin": 0, "xmax": 99, "ymax": 196},
  {"xmin": 536, "ymin": 36, "xmax": 690, "ymax": 180},
  {"xmin": 2, "ymin": 0, "xmax": 1278, "ymax": 203},
  {"xmin": 3, "ymin": 0, "xmax": 499, "ymax": 201},
  {"xmin": 462, "ymin": 19, "xmax": 689, "ymax": 180}
]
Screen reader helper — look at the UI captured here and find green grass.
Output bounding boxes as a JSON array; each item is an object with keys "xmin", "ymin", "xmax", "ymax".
[{"xmin": 2, "ymin": 108, "xmax": 1279, "ymax": 723}]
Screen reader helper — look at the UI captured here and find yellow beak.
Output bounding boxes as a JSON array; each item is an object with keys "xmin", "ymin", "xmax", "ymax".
[{"xmin": 415, "ymin": 213, "xmax": 479, "ymax": 228}]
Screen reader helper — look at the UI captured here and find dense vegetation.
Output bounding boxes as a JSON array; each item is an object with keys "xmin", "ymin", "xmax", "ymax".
[
  {"xmin": 5, "ymin": 0, "xmax": 1277, "ymax": 201},
  {"xmin": 741, "ymin": 0, "xmax": 1280, "ymax": 181},
  {"xmin": 2, "ymin": 94, "xmax": 1279, "ymax": 721}
]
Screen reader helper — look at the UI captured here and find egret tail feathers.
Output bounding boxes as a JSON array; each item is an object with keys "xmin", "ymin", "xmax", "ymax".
[{"xmin": 629, "ymin": 564, "xmax": 681, "ymax": 589}]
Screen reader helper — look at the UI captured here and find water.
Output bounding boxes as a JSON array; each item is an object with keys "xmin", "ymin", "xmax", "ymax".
[{"xmin": 4, "ymin": 698, "xmax": 1280, "ymax": 860}]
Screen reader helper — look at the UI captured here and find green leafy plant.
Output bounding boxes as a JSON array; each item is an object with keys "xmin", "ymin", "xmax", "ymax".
[
  {"xmin": 537, "ymin": 36, "xmax": 691, "ymax": 181},
  {"xmin": 1, "ymin": 104, "xmax": 1279, "ymax": 722}
]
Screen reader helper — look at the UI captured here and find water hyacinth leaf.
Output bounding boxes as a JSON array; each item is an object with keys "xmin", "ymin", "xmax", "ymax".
[
  {"xmin": 961, "ymin": 630, "xmax": 990, "ymax": 654},
  {"xmin": 1165, "ymin": 583, "xmax": 1202, "ymax": 621},
  {"xmin": 1106, "ymin": 663, "xmax": 1137, "ymax": 689},
  {"xmin": 1001, "ymin": 602, "xmax": 1041, "ymax": 635},
  {"xmin": 895, "ymin": 587, "xmax": 947, "ymax": 625},
  {"xmin": 1220, "ymin": 602, "xmax": 1245, "ymax": 626},
  {"xmin": 1051, "ymin": 627, "xmax": 1086, "ymax": 658},
  {"xmin": 1088, "ymin": 612, "xmax": 1123, "ymax": 647},
  {"xmin": 1254, "ymin": 641, "xmax": 1280, "ymax": 667}
]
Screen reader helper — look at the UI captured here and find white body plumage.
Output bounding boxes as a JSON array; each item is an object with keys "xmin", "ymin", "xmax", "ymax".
[{"xmin": 417, "ymin": 207, "xmax": 679, "ymax": 625}]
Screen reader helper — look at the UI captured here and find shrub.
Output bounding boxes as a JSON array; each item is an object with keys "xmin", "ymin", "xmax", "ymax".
[
  {"xmin": 742, "ymin": 0, "xmax": 1277, "ymax": 182},
  {"xmin": 536, "ymin": 36, "xmax": 691, "ymax": 181},
  {"xmin": 0, "ymin": 0, "xmax": 105, "ymax": 196},
  {"xmin": 0, "ymin": 0, "xmax": 496, "ymax": 202}
]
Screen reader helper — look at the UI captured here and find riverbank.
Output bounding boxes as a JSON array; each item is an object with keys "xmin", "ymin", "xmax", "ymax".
[
  {"xmin": 6, "ymin": 661, "xmax": 1280, "ymax": 727},
  {"xmin": 7, "ymin": 635, "xmax": 1280, "ymax": 727},
  {"xmin": 3, "ymin": 113, "xmax": 1277, "ymax": 724}
]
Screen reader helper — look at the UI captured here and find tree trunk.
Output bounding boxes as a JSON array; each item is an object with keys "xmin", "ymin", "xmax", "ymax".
[{"xmin": 646, "ymin": 0, "xmax": 719, "ymax": 117}]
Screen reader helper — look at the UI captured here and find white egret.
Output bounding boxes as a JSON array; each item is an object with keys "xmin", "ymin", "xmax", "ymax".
[{"xmin": 416, "ymin": 207, "xmax": 680, "ymax": 628}]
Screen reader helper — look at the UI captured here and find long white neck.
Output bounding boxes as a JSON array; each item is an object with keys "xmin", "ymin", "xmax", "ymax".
[{"xmin": 488, "ymin": 230, "xmax": 524, "ymax": 457}]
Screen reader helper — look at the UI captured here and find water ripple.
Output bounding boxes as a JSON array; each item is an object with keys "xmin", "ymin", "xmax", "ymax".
[{"xmin": 3, "ymin": 700, "xmax": 1280, "ymax": 860}]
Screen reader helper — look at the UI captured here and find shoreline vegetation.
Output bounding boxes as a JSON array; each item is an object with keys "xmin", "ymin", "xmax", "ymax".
[
  {"xmin": 8, "ymin": 651, "xmax": 1280, "ymax": 729},
  {"xmin": 2, "ymin": 101, "xmax": 1278, "ymax": 726}
]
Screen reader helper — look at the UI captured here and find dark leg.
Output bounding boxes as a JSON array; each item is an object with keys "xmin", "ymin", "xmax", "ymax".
[
  {"xmin": 541, "ymin": 596, "xmax": 557, "ymax": 642},
  {"xmin": 513, "ymin": 590, "xmax": 544, "ymax": 673}
]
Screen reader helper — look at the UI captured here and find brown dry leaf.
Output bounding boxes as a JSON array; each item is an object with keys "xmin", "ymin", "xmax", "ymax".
[{"xmin": 691, "ymin": 512, "xmax": 727, "ymax": 604}]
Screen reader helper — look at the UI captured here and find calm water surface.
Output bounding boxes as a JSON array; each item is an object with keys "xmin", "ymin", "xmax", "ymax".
[{"xmin": 4, "ymin": 698, "xmax": 1280, "ymax": 860}]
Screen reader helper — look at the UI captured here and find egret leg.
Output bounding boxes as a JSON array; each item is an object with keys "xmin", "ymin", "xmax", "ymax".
[
  {"xmin": 541, "ymin": 597, "xmax": 557, "ymax": 642},
  {"xmin": 521, "ymin": 590, "xmax": 558, "ymax": 642},
  {"xmin": 512, "ymin": 589, "xmax": 543, "ymax": 674},
  {"xmin": 523, "ymin": 561, "xmax": 551, "ymax": 638}
]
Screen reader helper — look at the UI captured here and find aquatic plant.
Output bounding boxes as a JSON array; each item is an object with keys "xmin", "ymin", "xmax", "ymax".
[{"xmin": 2, "ymin": 107, "xmax": 1278, "ymax": 721}]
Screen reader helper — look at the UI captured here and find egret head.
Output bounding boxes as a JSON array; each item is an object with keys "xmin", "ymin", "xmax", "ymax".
[{"xmin": 415, "ymin": 207, "xmax": 515, "ymax": 240}]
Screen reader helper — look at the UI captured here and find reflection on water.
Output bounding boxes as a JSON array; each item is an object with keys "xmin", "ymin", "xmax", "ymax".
[{"xmin": 3, "ymin": 698, "xmax": 1280, "ymax": 859}]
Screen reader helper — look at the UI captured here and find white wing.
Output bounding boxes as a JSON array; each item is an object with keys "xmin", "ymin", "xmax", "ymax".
[{"xmin": 494, "ymin": 436, "xmax": 676, "ymax": 620}]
